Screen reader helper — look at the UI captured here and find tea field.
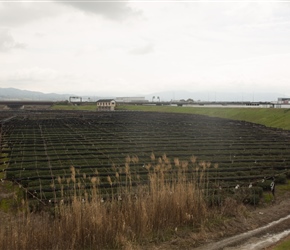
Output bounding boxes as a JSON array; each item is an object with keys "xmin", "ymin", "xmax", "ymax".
[{"xmin": 1, "ymin": 110, "xmax": 290, "ymax": 203}]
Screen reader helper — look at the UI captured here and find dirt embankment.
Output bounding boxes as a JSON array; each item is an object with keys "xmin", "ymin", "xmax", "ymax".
[{"xmin": 146, "ymin": 191, "xmax": 290, "ymax": 250}]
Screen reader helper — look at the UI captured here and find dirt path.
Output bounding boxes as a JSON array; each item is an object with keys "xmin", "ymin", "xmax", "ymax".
[
  {"xmin": 196, "ymin": 213, "xmax": 290, "ymax": 250},
  {"xmin": 146, "ymin": 191, "xmax": 290, "ymax": 250},
  {"xmin": 221, "ymin": 195, "xmax": 290, "ymax": 250},
  {"xmin": 266, "ymin": 234, "xmax": 290, "ymax": 250}
]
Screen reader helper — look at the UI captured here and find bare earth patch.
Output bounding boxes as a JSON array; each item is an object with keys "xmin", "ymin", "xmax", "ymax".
[{"xmin": 143, "ymin": 191, "xmax": 290, "ymax": 250}]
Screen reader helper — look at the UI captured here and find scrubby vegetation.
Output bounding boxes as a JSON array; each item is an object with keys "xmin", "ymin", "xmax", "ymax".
[{"xmin": 0, "ymin": 155, "xmax": 250, "ymax": 250}]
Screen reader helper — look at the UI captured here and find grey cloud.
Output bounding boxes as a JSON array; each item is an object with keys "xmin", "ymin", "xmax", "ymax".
[
  {"xmin": 0, "ymin": 2, "xmax": 140, "ymax": 27},
  {"xmin": 129, "ymin": 44, "xmax": 154, "ymax": 55},
  {"xmin": 35, "ymin": 32, "xmax": 45, "ymax": 38},
  {"xmin": 0, "ymin": 3, "xmax": 62, "ymax": 27},
  {"xmin": 61, "ymin": 2, "xmax": 140, "ymax": 20},
  {"xmin": 0, "ymin": 29, "xmax": 26, "ymax": 52}
]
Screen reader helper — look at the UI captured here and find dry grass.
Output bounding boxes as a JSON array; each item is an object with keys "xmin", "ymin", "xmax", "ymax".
[{"xmin": 0, "ymin": 155, "xmax": 240, "ymax": 250}]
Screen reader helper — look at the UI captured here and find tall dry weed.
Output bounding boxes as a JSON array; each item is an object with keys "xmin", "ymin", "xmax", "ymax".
[{"xmin": 0, "ymin": 155, "xmax": 219, "ymax": 250}]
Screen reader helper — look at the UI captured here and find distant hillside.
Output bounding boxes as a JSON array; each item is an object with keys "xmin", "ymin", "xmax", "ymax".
[
  {"xmin": 0, "ymin": 87, "xmax": 284, "ymax": 102},
  {"xmin": 0, "ymin": 88, "xmax": 71, "ymax": 101},
  {"xmin": 0, "ymin": 88, "xmax": 113, "ymax": 102}
]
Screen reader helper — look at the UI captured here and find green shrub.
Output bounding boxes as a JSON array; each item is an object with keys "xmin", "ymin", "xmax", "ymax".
[
  {"xmin": 207, "ymin": 194, "xmax": 224, "ymax": 206},
  {"xmin": 276, "ymin": 174, "xmax": 287, "ymax": 184},
  {"xmin": 245, "ymin": 194, "xmax": 261, "ymax": 205},
  {"xmin": 257, "ymin": 180, "xmax": 271, "ymax": 191}
]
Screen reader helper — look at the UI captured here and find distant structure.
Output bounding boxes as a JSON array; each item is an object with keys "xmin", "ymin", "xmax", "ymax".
[
  {"xmin": 69, "ymin": 96, "xmax": 82, "ymax": 103},
  {"xmin": 96, "ymin": 99, "xmax": 116, "ymax": 111},
  {"xmin": 277, "ymin": 97, "xmax": 290, "ymax": 104},
  {"xmin": 0, "ymin": 101, "xmax": 53, "ymax": 110},
  {"xmin": 115, "ymin": 97, "xmax": 147, "ymax": 103},
  {"xmin": 276, "ymin": 97, "xmax": 290, "ymax": 108}
]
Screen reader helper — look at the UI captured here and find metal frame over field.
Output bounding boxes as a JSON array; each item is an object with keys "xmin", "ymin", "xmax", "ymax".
[{"xmin": 1, "ymin": 110, "xmax": 290, "ymax": 203}]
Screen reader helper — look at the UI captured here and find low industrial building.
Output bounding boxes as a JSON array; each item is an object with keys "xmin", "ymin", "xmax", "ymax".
[
  {"xmin": 275, "ymin": 98, "xmax": 290, "ymax": 108},
  {"xmin": 278, "ymin": 98, "xmax": 290, "ymax": 104},
  {"xmin": 115, "ymin": 97, "xmax": 147, "ymax": 103}
]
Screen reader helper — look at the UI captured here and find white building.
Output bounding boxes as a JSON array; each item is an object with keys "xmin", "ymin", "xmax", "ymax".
[
  {"xmin": 278, "ymin": 98, "xmax": 290, "ymax": 104},
  {"xmin": 275, "ymin": 98, "xmax": 290, "ymax": 108},
  {"xmin": 115, "ymin": 97, "xmax": 147, "ymax": 103},
  {"xmin": 96, "ymin": 99, "xmax": 116, "ymax": 111}
]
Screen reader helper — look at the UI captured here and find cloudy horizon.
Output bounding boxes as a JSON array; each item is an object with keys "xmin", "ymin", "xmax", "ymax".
[{"xmin": 1, "ymin": 1, "xmax": 290, "ymax": 99}]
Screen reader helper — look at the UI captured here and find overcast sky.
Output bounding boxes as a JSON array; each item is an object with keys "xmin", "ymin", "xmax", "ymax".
[{"xmin": 1, "ymin": 1, "xmax": 290, "ymax": 99}]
